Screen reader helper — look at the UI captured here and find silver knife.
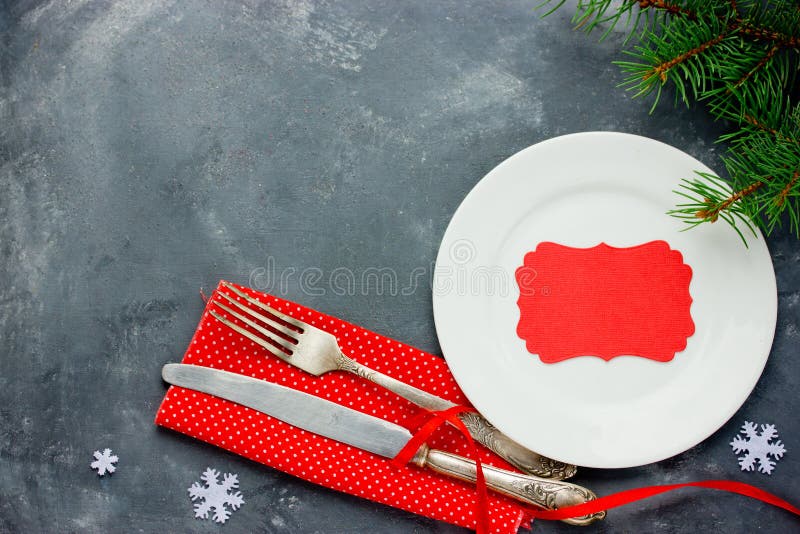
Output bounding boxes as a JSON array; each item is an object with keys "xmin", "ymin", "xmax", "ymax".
[{"xmin": 162, "ymin": 364, "xmax": 605, "ymax": 526}]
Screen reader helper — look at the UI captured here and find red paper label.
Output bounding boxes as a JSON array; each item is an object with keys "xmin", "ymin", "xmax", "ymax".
[{"xmin": 515, "ymin": 241, "xmax": 694, "ymax": 363}]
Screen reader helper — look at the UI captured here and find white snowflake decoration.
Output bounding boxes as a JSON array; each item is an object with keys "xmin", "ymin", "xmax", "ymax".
[
  {"xmin": 90, "ymin": 448, "xmax": 118, "ymax": 476},
  {"xmin": 730, "ymin": 421, "xmax": 787, "ymax": 474},
  {"xmin": 188, "ymin": 468, "xmax": 245, "ymax": 524}
]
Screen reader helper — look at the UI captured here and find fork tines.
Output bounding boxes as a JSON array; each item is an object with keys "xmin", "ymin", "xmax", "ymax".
[{"xmin": 208, "ymin": 282, "xmax": 303, "ymax": 358}]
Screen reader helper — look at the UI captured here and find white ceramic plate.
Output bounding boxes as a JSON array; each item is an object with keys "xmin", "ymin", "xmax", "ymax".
[{"xmin": 432, "ymin": 132, "xmax": 777, "ymax": 469}]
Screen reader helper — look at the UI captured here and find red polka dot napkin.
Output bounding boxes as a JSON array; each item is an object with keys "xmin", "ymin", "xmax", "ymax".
[{"xmin": 155, "ymin": 281, "xmax": 535, "ymax": 532}]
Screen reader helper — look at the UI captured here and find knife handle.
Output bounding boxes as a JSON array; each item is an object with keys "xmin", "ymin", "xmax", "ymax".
[
  {"xmin": 410, "ymin": 445, "xmax": 605, "ymax": 526},
  {"xmin": 338, "ymin": 354, "xmax": 577, "ymax": 480}
]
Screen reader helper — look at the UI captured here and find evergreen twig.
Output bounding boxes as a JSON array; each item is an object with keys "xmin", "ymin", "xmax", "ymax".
[{"xmin": 542, "ymin": 0, "xmax": 800, "ymax": 245}]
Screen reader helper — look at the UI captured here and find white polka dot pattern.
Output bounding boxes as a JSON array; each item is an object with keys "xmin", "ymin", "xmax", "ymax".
[{"xmin": 155, "ymin": 281, "xmax": 534, "ymax": 533}]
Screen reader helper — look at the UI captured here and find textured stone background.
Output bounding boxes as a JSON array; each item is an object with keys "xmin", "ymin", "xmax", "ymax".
[{"xmin": 1, "ymin": 1, "xmax": 798, "ymax": 532}]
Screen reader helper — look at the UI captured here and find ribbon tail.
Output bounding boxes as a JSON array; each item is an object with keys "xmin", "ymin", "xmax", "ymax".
[{"xmin": 531, "ymin": 480, "xmax": 800, "ymax": 521}]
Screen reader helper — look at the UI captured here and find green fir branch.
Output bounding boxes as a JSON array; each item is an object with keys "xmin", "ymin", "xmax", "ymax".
[
  {"xmin": 541, "ymin": 0, "xmax": 800, "ymax": 244},
  {"xmin": 669, "ymin": 172, "xmax": 759, "ymax": 246}
]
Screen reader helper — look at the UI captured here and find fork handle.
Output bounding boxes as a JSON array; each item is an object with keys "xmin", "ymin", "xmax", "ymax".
[
  {"xmin": 336, "ymin": 353, "xmax": 577, "ymax": 480},
  {"xmin": 457, "ymin": 411, "xmax": 577, "ymax": 480},
  {"xmin": 410, "ymin": 445, "xmax": 605, "ymax": 526}
]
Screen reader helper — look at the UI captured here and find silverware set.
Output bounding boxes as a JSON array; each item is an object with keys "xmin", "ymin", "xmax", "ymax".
[{"xmin": 162, "ymin": 282, "xmax": 606, "ymax": 525}]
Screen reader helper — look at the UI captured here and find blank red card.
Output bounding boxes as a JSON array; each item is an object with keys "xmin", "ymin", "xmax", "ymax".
[{"xmin": 515, "ymin": 241, "xmax": 694, "ymax": 364}]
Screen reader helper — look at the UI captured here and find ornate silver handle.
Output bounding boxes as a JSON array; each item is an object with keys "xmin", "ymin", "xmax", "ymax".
[
  {"xmin": 410, "ymin": 445, "xmax": 605, "ymax": 526},
  {"xmin": 457, "ymin": 412, "xmax": 577, "ymax": 480},
  {"xmin": 337, "ymin": 353, "xmax": 577, "ymax": 480}
]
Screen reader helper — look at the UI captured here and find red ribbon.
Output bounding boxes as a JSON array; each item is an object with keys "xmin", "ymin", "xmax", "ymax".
[
  {"xmin": 529, "ymin": 479, "xmax": 800, "ymax": 521},
  {"xmin": 392, "ymin": 406, "xmax": 490, "ymax": 534},
  {"xmin": 393, "ymin": 408, "xmax": 800, "ymax": 532}
]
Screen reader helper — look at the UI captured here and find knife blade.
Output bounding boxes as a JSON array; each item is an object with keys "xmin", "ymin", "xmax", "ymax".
[{"xmin": 162, "ymin": 363, "xmax": 605, "ymax": 526}]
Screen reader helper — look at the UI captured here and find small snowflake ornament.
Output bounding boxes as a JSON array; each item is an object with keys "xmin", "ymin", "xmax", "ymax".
[
  {"xmin": 90, "ymin": 448, "xmax": 118, "ymax": 476},
  {"xmin": 730, "ymin": 421, "xmax": 787, "ymax": 474},
  {"xmin": 188, "ymin": 468, "xmax": 245, "ymax": 524}
]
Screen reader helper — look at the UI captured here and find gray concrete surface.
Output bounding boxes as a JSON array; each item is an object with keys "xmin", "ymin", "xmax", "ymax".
[{"xmin": 1, "ymin": 1, "xmax": 798, "ymax": 532}]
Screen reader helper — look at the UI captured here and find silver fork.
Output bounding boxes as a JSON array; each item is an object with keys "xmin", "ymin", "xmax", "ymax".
[{"xmin": 208, "ymin": 281, "xmax": 577, "ymax": 480}]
